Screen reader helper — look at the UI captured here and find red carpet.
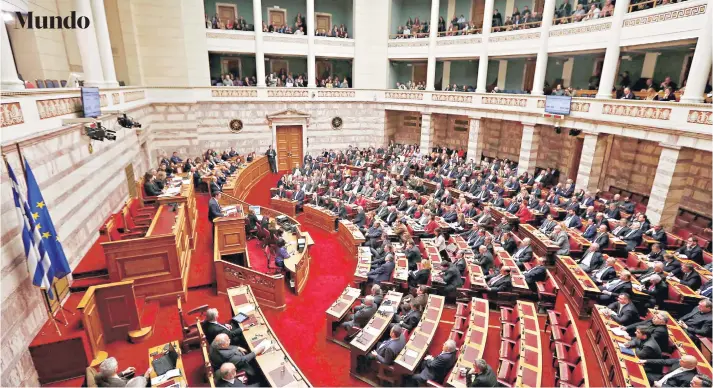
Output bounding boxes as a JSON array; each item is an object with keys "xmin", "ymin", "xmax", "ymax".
[{"xmin": 44, "ymin": 170, "xmax": 607, "ymax": 387}]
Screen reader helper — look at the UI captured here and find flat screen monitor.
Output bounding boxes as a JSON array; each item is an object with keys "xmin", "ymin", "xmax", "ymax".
[
  {"xmin": 545, "ymin": 95, "xmax": 572, "ymax": 115},
  {"xmin": 81, "ymin": 87, "xmax": 101, "ymax": 118},
  {"xmin": 249, "ymin": 205, "xmax": 261, "ymax": 216}
]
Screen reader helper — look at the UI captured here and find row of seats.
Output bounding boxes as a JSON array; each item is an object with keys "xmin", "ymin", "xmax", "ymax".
[
  {"xmin": 100, "ymin": 198, "xmax": 155, "ymax": 242},
  {"xmin": 497, "ymin": 301, "xmax": 541, "ymax": 387},
  {"xmin": 546, "ymin": 304, "xmax": 588, "ymax": 387}
]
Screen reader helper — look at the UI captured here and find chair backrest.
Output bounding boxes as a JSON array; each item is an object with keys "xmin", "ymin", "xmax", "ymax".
[
  {"xmin": 60, "ymin": 80, "xmax": 67, "ymax": 87},
  {"xmin": 44, "ymin": 79, "xmax": 54, "ymax": 88},
  {"xmin": 105, "ymin": 218, "xmax": 121, "ymax": 241},
  {"xmin": 36, "ymin": 79, "xmax": 45, "ymax": 88},
  {"xmin": 85, "ymin": 366, "xmax": 98, "ymax": 387}
]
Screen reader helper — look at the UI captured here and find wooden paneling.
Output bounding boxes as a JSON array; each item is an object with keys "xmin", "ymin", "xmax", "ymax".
[
  {"xmin": 524, "ymin": 59, "xmax": 536, "ymax": 92},
  {"xmin": 215, "ymin": 216, "xmax": 247, "ymax": 255},
  {"xmin": 276, "ymin": 125, "xmax": 303, "ymax": 171},
  {"xmin": 413, "ymin": 63, "xmax": 427, "ymax": 84},
  {"xmin": 82, "ymin": 298, "xmax": 104, "ymax": 358},
  {"xmin": 471, "ymin": 0, "xmax": 485, "ymax": 28},
  {"xmin": 216, "ymin": 260, "xmax": 287, "ymax": 310},
  {"xmin": 29, "ymin": 337, "xmax": 88, "ymax": 384}
]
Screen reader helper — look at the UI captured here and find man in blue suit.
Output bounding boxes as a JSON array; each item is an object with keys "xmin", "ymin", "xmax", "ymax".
[
  {"xmin": 367, "ymin": 255, "xmax": 395, "ymax": 285},
  {"xmin": 563, "ymin": 208, "xmax": 582, "ymax": 229}
]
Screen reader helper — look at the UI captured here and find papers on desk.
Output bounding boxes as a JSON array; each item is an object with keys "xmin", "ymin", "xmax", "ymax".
[
  {"xmin": 236, "ymin": 304, "xmax": 255, "ymax": 315},
  {"xmin": 378, "ymin": 304, "xmax": 396, "ymax": 314},
  {"xmin": 678, "ymin": 254, "xmax": 688, "ymax": 259},
  {"xmin": 632, "ymin": 284, "xmax": 644, "ymax": 291},
  {"xmin": 159, "ymin": 187, "xmax": 182, "ymax": 197},
  {"xmin": 255, "ymin": 339, "xmax": 273, "ymax": 353},
  {"xmin": 405, "ymin": 349, "xmax": 419, "ymax": 359},
  {"xmin": 151, "ymin": 369, "xmax": 181, "ymax": 385},
  {"xmin": 618, "ymin": 343, "xmax": 635, "ymax": 356},
  {"xmin": 609, "ymin": 326, "xmax": 628, "ymax": 337},
  {"xmin": 364, "ymin": 325, "xmax": 381, "ymax": 336}
]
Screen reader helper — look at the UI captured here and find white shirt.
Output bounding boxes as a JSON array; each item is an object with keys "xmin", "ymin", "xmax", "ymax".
[
  {"xmin": 581, "ymin": 251, "xmax": 595, "ymax": 267},
  {"xmin": 435, "ymin": 235, "xmax": 447, "ymax": 251},
  {"xmin": 659, "ymin": 367, "xmax": 694, "ymax": 385}
]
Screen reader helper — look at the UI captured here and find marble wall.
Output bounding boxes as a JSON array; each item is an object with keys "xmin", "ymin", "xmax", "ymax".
[
  {"xmin": 536, "ymin": 125, "xmax": 578, "ymax": 183},
  {"xmin": 681, "ymin": 149, "xmax": 712, "ymax": 217},
  {"xmin": 602, "ymin": 137, "xmax": 661, "ymax": 197},
  {"xmin": 432, "ymin": 114, "xmax": 469, "ymax": 151},
  {"xmin": 480, "ymin": 118, "xmax": 523, "ymax": 162}
]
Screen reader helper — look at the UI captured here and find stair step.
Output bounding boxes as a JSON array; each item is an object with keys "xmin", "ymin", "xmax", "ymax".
[
  {"xmin": 72, "ymin": 268, "xmax": 109, "ymax": 280},
  {"xmin": 69, "ymin": 275, "xmax": 110, "ymax": 292},
  {"xmin": 127, "ymin": 326, "xmax": 154, "ymax": 343}
]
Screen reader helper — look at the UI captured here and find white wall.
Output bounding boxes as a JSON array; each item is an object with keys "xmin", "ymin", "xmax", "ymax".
[{"xmin": 353, "ymin": 0, "xmax": 390, "ymax": 88}]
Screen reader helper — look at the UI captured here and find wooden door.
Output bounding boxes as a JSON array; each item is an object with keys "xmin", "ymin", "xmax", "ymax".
[
  {"xmin": 218, "ymin": 5, "xmax": 236, "ymax": 26},
  {"xmin": 270, "ymin": 59, "xmax": 288, "ymax": 75},
  {"xmin": 316, "ymin": 14, "xmax": 331, "ymax": 33},
  {"xmin": 276, "ymin": 126, "xmax": 303, "ymax": 171},
  {"xmin": 413, "ymin": 63, "xmax": 427, "ymax": 84},
  {"xmin": 471, "ymin": 0, "xmax": 485, "ymax": 28},
  {"xmin": 523, "ymin": 59, "xmax": 536, "ymax": 92},
  {"xmin": 534, "ymin": 0, "xmax": 545, "ymax": 13},
  {"xmin": 269, "ymin": 9, "xmax": 286, "ymax": 27},
  {"xmin": 317, "ymin": 61, "xmax": 332, "ymax": 79},
  {"xmin": 221, "ymin": 58, "xmax": 242, "ymax": 77}
]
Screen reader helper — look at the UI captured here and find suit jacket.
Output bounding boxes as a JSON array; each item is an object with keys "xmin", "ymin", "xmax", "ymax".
[
  {"xmin": 663, "ymin": 259, "xmax": 682, "ymax": 278},
  {"xmin": 476, "ymin": 213, "xmax": 492, "ymax": 226},
  {"xmin": 677, "ymin": 245, "xmax": 703, "ymax": 265},
  {"xmin": 680, "ymin": 308, "xmax": 713, "ymax": 336},
  {"xmin": 553, "ymin": 231, "xmax": 570, "ymax": 255},
  {"xmin": 466, "ymin": 364, "xmax": 497, "ymax": 387},
  {"xmin": 582, "ymin": 224, "xmax": 597, "ymax": 239},
  {"xmin": 94, "ymin": 374, "xmax": 130, "ymax": 387},
  {"xmin": 593, "ymin": 266, "xmax": 616, "ymax": 283},
  {"xmin": 416, "ymin": 351, "xmax": 458, "ymax": 384},
  {"xmin": 501, "ymin": 238, "xmax": 517, "ymax": 255},
  {"xmin": 564, "ymin": 215, "xmax": 582, "ymax": 229},
  {"xmin": 524, "ymin": 265, "xmax": 547, "ymax": 285},
  {"xmin": 474, "ymin": 252, "xmax": 494, "ymax": 273},
  {"xmin": 202, "ymin": 320, "xmax": 241, "ymax": 346},
  {"xmin": 209, "ymin": 345, "xmax": 257, "ymax": 374},
  {"xmin": 409, "ymin": 268, "xmax": 431, "ymax": 287},
  {"xmin": 592, "ymin": 233, "xmax": 609, "ymax": 249},
  {"xmin": 607, "ymin": 301, "xmax": 640, "ymax": 326},
  {"xmin": 644, "ymin": 359, "xmax": 697, "ymax": 387},
  {"xmin": 625, "ymin": 319, "xmax": 669, "ymax": 353},
  {"xmin": 454, "ymin": 258, "xmax": 467, "ymax": 275},
  {"xmin": 512, "ymin": 246, "xmax": 533, "ymax": 264},
  {"xmin": 621, "ymin": 228, "xmax": 644, "ymax": 251},
  {"xmin": 215, "ymin": 378, "xmax": 247, "ymax": 387},
  {"xmin": 395, "ymin": 309, "xmax": 422, "ymax": 331},
  {"xmin": 375, "ymin": 334, "xmax": 407, "ymax": 365},
  {"xmin": 679, "ymin": 271, "xmax": 702, "ymax": 290},
  {"xmin": 626, "ymin": 337, "xmax": 661, "ymax": 370},
  {"xmin": 488, "ymin": 274, "xmax": 512, "ymax": 292},
  {"xmin": 368, "ymin": 260, "xmax": 395, "ymax": 283},
  {"xmin": 144, "ymin": 180, "xmax": 162, "ymax": 196},
  {"xmin": 353, "ymin": 211, "xmax": 366, "ymax": 227},
  {"xmin": 646, "ymin": 229, "xmax": 667, "ymax": 248},
  {"xmin": 208, "ymin": 198, "xmax": 224, "ymax": 223},
  {"xmin": 442, "ymin": 265, "xmax": 464, "ymax": 289},
  {"xmin": 579, "ymin": 250, "xmax": 604, "ymax": 272},
  {"xmin": 294, "ymin": 190, "xmax": 305, "ymax": 204},
  {"xmin": 540, "ymin": 219, "xmax": 557, "ymax": 234},
  {"xmin": 605, "ymin": 208, "xmax": 621, "ymax": 219},
  {"xmin": 604, "ymin": 280, "xmax": 633, "ymax": 297}
]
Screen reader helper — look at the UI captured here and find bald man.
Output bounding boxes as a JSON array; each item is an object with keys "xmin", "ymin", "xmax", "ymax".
[{"xmin": 640, "ymin": 354, "xmax": 699, "ymax": 387}]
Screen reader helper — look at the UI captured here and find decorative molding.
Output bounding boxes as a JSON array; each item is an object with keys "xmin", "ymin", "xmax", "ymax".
[
  {"xmin": 387, "ymin": 40, "xmax": 429, "ymax": 48},
  {"xmin": 263, "ymin": 35, "xmax": 307, "ymax": 44},
  {"xmin": 317, "ymin": 90, "xmax": 355, "ymax": 98},
  {"xmin": 100, "ymin": 94, "xmax": 108, "ymax": 108},
  {"xmin": 1, "ymin": 102, "xmax": 24, "ymax": 127},
  {"xmin": 331, "ymin": 116, "xmax": 343, "ymax": 130},
  {"xmin": 206, "ymin": 32, "xmax": 255, "ymax": 40},
  {"xmin": 112, "ymin": 93, "xmax": 120, "ymax": 105},
  {"xmin": 266, "ymin": 108, "xmax": 311, "ymax": 126},
  {"xmin": 482, "ymin": 96, "xmax": 528, "ymax": 107},
  {"xmin": 602, "ymin": 104, "xmax": 671, "ymax": 120},
  {"xmin": 489, "ymin": 32, "xmax": 540, "ymax": 43},
  {"xmin": 549, "ymin": 22, "xmax": 611, "ymax": 37},
  {"xmin": 385, "ymin": 91, "xmax": 424, "ymax": 100},
  {"xmin": 436, "ymin": 37, "xmax": 482, "ymax": 45},
  {"xmin": 212, "ymin": 89, "xmax": 258, "ymax": 97},
  {"xmin": 622, "ymin": 4, "xmax": 706, "ymax": 27},
  {"xmin": 536, "ymin": 99, "xmax": 590, "ymax": 112},
  {"xmin": 687, "ymin": 110, "xmax": 713, "ymax": 125},
  {"xmin": 124, "ymin": 90, "xmax": 146, "ymax": 103},
  {"xmin": 267, "ymin": 89, "xmax": 309, "ymax": 98},
  {"xmin": 314, "ymin": 39, "xmax": 355, "ymax": 47},
  {"xmin": 432, "ymin": 93, "xmax": 473, "ymax": 103},
  {"xmin": 229, "ymin": 119, "xmax": 244, "ymax": 133},
  {"xmin": 36, "ymin": 97, "xmax": 82, "ymax": 119}
]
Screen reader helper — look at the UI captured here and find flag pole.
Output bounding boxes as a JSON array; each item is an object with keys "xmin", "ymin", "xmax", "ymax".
[{"xmin": 14, "ymin": 143, "xmax": 26, "ymax": 176}]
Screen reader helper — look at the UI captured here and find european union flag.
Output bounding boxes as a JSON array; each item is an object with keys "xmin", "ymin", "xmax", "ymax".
[{"xmin": 24, "ymin": 159, "xmax": 71, "ymax": 280}]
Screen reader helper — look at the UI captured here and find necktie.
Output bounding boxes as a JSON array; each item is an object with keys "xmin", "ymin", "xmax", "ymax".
[{"xmin": 702, "ymin": 286, "xmax": 712, "ymax": 297}]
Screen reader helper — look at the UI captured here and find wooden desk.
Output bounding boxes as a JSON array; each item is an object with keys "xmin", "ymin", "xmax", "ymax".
[
  {"xmin": 326, "ymin": 286, "xmax": 362, "ymax": 343},
  {"xmin": 354, "ymin": 247, "xmax": 372, "ymax": 288},
  {"xmin": 588, "ymin": 305, "xmax": 649, "ymax": 387},
  {"xmin": 553, "ymin": 256, "xmax": 601, "ymax": 318},
  {"xmin": 303, "ymin": 204, "xmax": 338, "ymax": 232},
  {"xmin": 226, "ymin": 286, "xmax": 311, "ymax": 387},
  {"xmin": 394, "ymin": 295, "xmax": 445, "ymax": 380},
  {"xmin": 270, "ymin": 197, "xmax": 298, "ymax": 218},
  {"xmin": 512, "ymin": 301, "xmax": 542, "ymax": 388},
  {"xmin": 349, "ymin": 291, "xmax": 404, "ymax": 385},
  {"xmin": 148, "ymin": 340, "xmax": 187, "ymax": 387},
  {"xmin": 446, "ymin": 298, "xmax": 489, "ymax": 387},
  {"xmin": 223, "ymin": 156, "xmax": 270, "ymax": 201},
  {"xmin": 339, "ymin": 220, "xmax": 366, "ymax": 259},
  {"xmin": 490, "ymin": 206, "xmax": 519, "ymax": 229},
  {"xmin": 517, "ymin": 224, "xmax": 560, "ymax": 264},
  {"xmin": 467, "ymin": 264, "xmax": 489, "ymax": 289},
  {"xmin": 493, "ymin": 249, "xmax": 530, "ymax": 292}
]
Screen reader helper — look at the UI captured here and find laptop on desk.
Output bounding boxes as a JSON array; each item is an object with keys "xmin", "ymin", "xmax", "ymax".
[{"xmin": 152, "ymin": 343, "xmax": 179, "ymax": 377}]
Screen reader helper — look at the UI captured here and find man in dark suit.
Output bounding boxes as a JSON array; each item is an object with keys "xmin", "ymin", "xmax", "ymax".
[
  {"xmin": 678, "ymin": 263, "xmax": 702, "ymax": 290},
  {"xmin": 592, "ymin": 225, "xmax": 610, "ymax": 248},
  {"xmin": 390, "ymin": 301, "xmax": 422, "ymax": 332},
  {"xmin": 624, "ymin": 312, "xmax": 670, "ymax": 353},
  {"xmin": 599, "ymin": 271, "xmax": 633, "ymax": 304},
  {"xmin": 605, "ymin": 203, "xmax": 621, "ymax": 220},
  {"xmin": 367, "ymin": 255, "xmax": 395, "ymax": 285},
  {"xmin": 465, "ymin": 359, "xmax": 497, "ymax": 387},
  {"xmin": 581, "ymin": 219, "xmax": 597, "ymax": 240},
  {"xmin": 487, "ymin": 267, "xmax": 512, "ymax": 293},
  {"xmin": 644, "ymin": 225, "xmax": 667, "ymax": 249},
  {"xmin": 512, "ymin": 238, "xmax": 534, "ymax": 270},
  {"xmin": 578, "ymin": 244, "xmax": 604, "ymax": 273},
  {"xmin": 678, "ymin": 299, "xmax": 712, "ymax": 341},
  {"xmin": 662, "ymin": 254, "xmax": 683, "ymax": 277},
  {"xmin": 202, "ymin": 308, "xmax": 244, "ymax": 346},
  {"xmin": 647, "ymin": 243, "xmax": 664, "ymax": 262},
  {"xmin": 563, "ymin": 209, "xmax": 582, "ymax": 229},
  {"xmin": 623, "ymin": 326, "xmax": 662, "ymax": 375},
  {"xmin": 209, "ymin": 334, "xmax": 263, "ymax": 379},
  {"xmin": 621, "ymin": 221, "xmax": 644, "ymax": 251},
  {"xmin": 215, "ymin": 363, "xmax": 248, "ymax": 387},
  {"xmin": 603, "ymin": 293, "xmax": 640, "ymax": 327},
  {"xmin": 208, "ymin": 191, "xmax": 225, "ymax": 225},
  {"xmin": 440, "ymin": 261, "xmax": 464, "ymax": 295},
  {"xmin": 473, "ymin": 245, "xmax": 494, "ymax": 273},
  {"xmin": 143, "ymin": 172, "xmax": 162, "ymax": 196},
  {"xmin": 539, "ymin": 214, "xmax": 557, "ymax": 234},
  {"xmin": 592, "ymin": 257, "xmax": 618, "ymax": 284},
  {"xmin": 293, "ymin": 184, "xmax": 305, "ymax": 210},
  {"xmin": 411, "ymin": 340, "xmax": 458, "ymax": 386},
  {"xmin": 678, "ymin": 238, "xmax": 704, "ymax": 265},
  {"xmin": 700, "ymin": 279, "xmax": 713, "ymax": 299},
  {"xmin": 641, "ymin": 355, "xmax": 699, "ymax": 387},
  {"xmin": 265, "ymin": 145, "xmax": 277, "ymax": 173},
  {"xmin": 341, "ymin": 295, "xmax": 378, "ymax": 331},
  {"xmin": 404, "ymin": 241, "xmax": 422, "ymax": 271},
  {"xmin": 523, "ymin": 257, "xmax": 547, "ymax": 291},
  {"xmin": 367, "ymin": 325, "xmax": 406, "ymax": 367},
  {"xmin": 334, "ymin": 200, "xmax": 348, "ymax": 220},
  {"xmin": 639, "ymin": 272, "xmax": 668, "ymax": 308}
]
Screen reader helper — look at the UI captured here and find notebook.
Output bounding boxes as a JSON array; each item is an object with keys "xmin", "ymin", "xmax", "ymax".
[{"xmin": 151, "ymin": 343, "xmax": 179, "ymax": 377}]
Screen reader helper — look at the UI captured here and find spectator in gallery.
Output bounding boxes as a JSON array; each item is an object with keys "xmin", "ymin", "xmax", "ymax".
[
  {"xmin": 584, "ymin": 4, "xmax": 601, "ymax": 20},
  {"xmin": 438, "ymin": 16, "xmax": 446, "ymax": 32},
  {"xmin": 621, "ymin": 87, "xmax": 635, "ymax": 100}
]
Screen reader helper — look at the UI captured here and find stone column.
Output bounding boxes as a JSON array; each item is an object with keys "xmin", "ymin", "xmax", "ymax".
[
  {"xmin": 75, "ymin": 0, "xmax": 106, "ymax": 87},
  {"xmin": 426, "ymin": 0, "xmax": 440, "ymax": 91},
  {"xmin": 91, "ymin": 0, "xmax": 118, "ymax": 87},
  {"xmin": 442, "ymin": 61, "xmax": 451, "ymax": 89},
  {"xmin": 476, "ymin": 0, "xmax": 495, "ymax": 93},
  {"xmin": 467, "ymin": 117, "xmax": 484, "ymax": 162},
  {"xmin": 575, "ymin": 132, "xmax": 609, "ymax": 193},
  {"xmin": 530, "ymin": 0, "xmax": 556, "ymax": 95},
  {"xmin": 307, "ymin": 0, "xmax": 316, "ymax": 87},
  {"xmin": 646, "ymin": 145, "xmax": 694, "ymax": 229},
  {"xmin": 420, "ymin": 113, "xmax": 434, "ymax": 152},
  {"xmin": 518, "ymin": 123, "xmax": 540, "ymax": 174},
  {"xmin": 497, "ymin": 60, "xmax": 507, "ymax": 89},
  {"xmin": 1, "ymin": 21, "xmax": 23, "ymax": 90},
  {"xmin": 595, "ymin": 0, "xmax": 631, "ymax": 99},
  {"xmin": 680, "ymin": 0, "xmax": 712, "ymax": 103},
  {"xmin": 640, "ymin": 52, "xmax": 660, "ymax": 79},
  {"xmin": 253, "ymin": 0, "xmax": 266, "ymax": 87},
  {"xmin": 561, "ymin": 57, "xmax": 573, "ymax": 87}
]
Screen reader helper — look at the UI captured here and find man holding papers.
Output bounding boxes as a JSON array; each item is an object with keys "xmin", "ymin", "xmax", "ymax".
[{"xmin": 601, "ymin": 293, "xmax": 639, "ymax": 326}]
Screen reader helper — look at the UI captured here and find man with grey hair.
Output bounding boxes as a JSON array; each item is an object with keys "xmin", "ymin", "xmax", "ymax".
[
  {"xmin": 209, "ymin": 333, "xmax": 264, "ymax": 381},
  {"xmin": 411, "ymin": 339, "xmax": 458, "ymax": 385},
  {"xmin": 341, "ymin": 295, "xmax": 377, "ymax": 332},
  {"xmin": 203, "ymin": 307, "xmax": 244, "ymax": 347},
  {"xmin": 465, "ymin": 358, "xmax": 497, "ymax": 387},
  {"xmin": 95, "ymin": 357, "xmax": 152, "ymax": 387},
  {"xmin": 215, "ymin": 363, "xmax": 248, "ymax": 387},
  {"xmin": 578, "ymin": 243, "xmax": 603, "ymax": 273},
  {"xmin": 621, "ymin": 221, "xmax": 644, "ymax": 251},
  {"xmin": 623, "ymin": 311, "xmax": 670, "ymax": 353}
]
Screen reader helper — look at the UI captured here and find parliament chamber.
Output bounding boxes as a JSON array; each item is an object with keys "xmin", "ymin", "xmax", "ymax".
[{"xmin": 0, "ymin": 0, "xmax": 712, "ymax": 386}]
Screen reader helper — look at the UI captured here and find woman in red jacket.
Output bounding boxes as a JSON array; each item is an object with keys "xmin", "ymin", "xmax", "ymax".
[{"xmin": 516, "ymin": 203, "xmax": 534, "ymax": 224}]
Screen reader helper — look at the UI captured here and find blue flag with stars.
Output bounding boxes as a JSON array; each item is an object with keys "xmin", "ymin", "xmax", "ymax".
[{"xmin": 24, "ymin": 159, "xmax": 71, "ymax": 280}]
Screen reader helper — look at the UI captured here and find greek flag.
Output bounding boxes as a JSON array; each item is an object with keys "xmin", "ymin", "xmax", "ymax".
[{"xmin": 6, "ymin": 159, "xmax": 56, "ymax": 297}]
